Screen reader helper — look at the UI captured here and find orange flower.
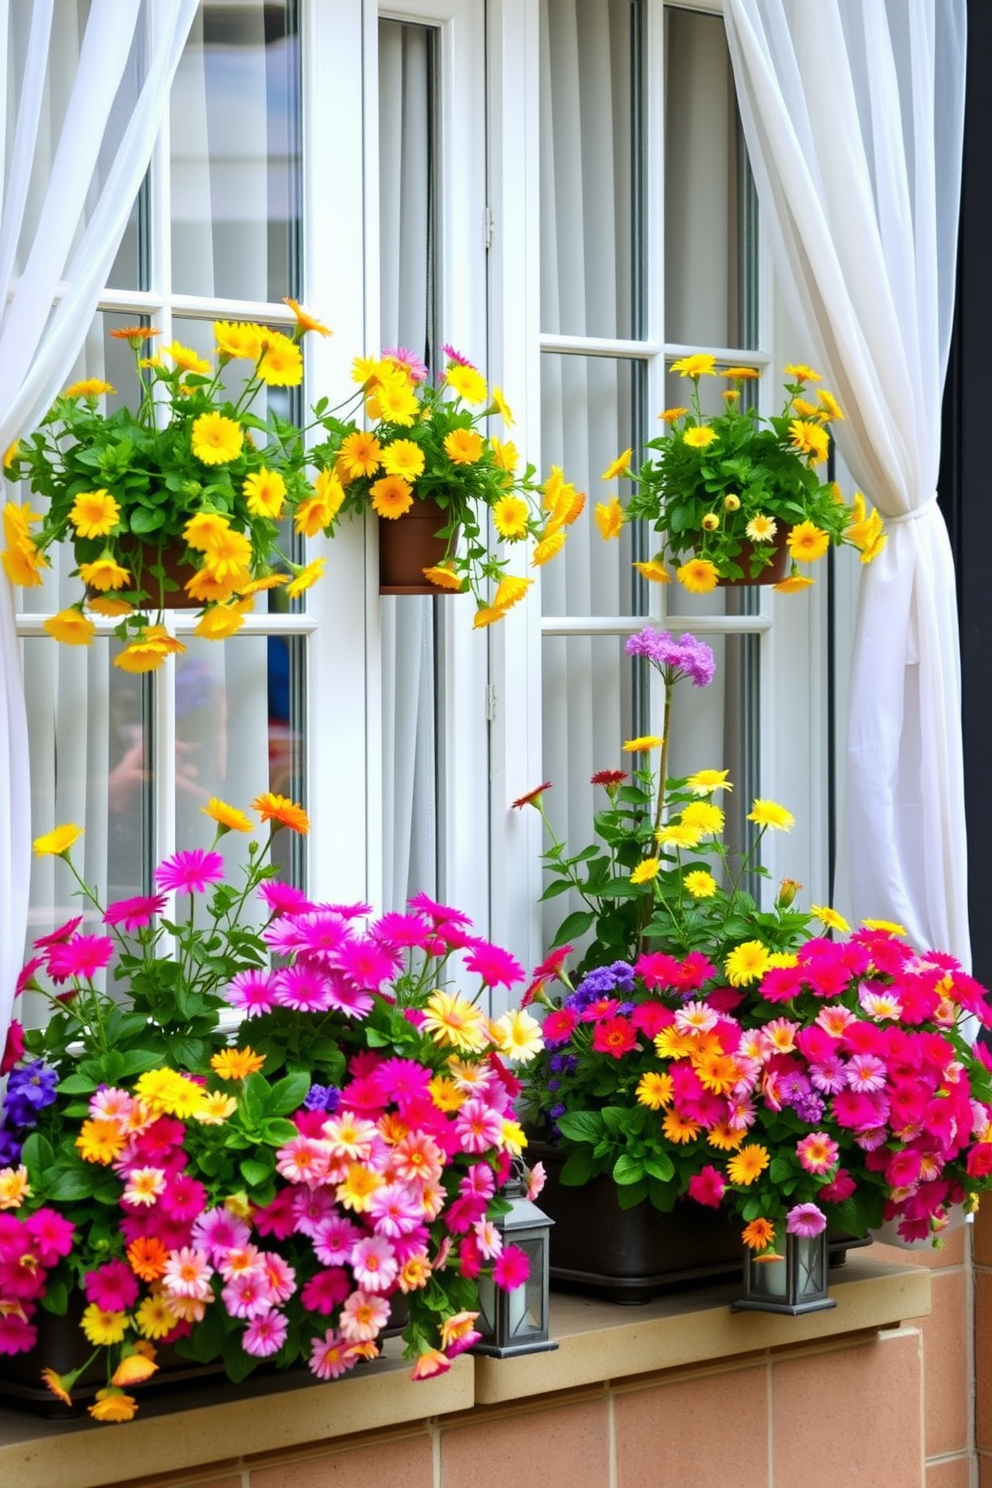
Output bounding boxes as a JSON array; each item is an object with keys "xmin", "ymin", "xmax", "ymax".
[
  {"xmin": 127, "ymin": 1235, "xmax": 169, "ymax": 1282},
  {"xmin": 252, "ymin": 791, "xmax": 310, "ymax": 834}
]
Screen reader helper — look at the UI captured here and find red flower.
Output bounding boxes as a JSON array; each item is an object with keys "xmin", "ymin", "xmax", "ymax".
[
  {"xmin": 591, "ymin": 1016, "xmax": 638, "ymax": 1059},
  {"xmin": 590, "ymin": 769, "xmax": 628, "ymax": 787},
  {"xmin": 511, "ymin": 781, "xmax": 551, "ymax": 810}
]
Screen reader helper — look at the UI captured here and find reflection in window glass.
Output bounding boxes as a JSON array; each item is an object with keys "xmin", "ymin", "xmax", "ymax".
[{"xmin": 171, "ymin": 2, "xmax": 300, "ymax": 301}]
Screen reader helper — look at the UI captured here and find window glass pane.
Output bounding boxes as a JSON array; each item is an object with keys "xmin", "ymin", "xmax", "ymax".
[
  {"xmin": 171, "ymin": 1, "xmax": 300, "ymax": 301},
  {"xmin": 540, "ymin": 0, "xmax": 638, "ymax": 340},
  {"xmin": 379, "ymin": 17, "xmax": 439, "ymax": 910},
  {"xmin": 664, "ymin": 6, "xmax": 745, "ymax": 349},
  {"xmin": 540, "ymin": 354, "xmax": 643, "ymax": 618}
]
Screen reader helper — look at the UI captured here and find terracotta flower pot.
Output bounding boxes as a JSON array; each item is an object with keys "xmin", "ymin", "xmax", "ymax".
[
  {"xmin": 378, "ymin": 497, "xmax": 459, "ymax": 595},
  {"xmin": 717, "ymin": 526, "xmax": 791, "ymax": 587},
  {"xmin": 83, "ymin": 539, "xmax": 200, "ymax": 611}
]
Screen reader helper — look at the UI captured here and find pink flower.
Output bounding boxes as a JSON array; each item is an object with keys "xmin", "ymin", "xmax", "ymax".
[
  {"xmin": 688, "ymin": 1166, "xmax": 725, "ymax": 1208},
  {"xmin": 258, "ymin": 881, "xmax": 313, "ymax": 916},
  {"xmin": 351, "ymin": 1235, "xmax": 399, "ymax": 1292},
  {"xmin": 0, "ymin": 1312, "xmax": 37, "ymax": 1354},
  {"xmin": 154, "ymin": 849, "xmax": 225, "ymax": 895},
  {"xmin": 253, "ymin": 1188, "xmax": 299, "ymax": 1240},
  {"xmin": 334, "ymin": 938, "xmax": 402, "ymax": 991},
  {"xmin": 406, "ymin": 891, "xmax": 473, "ymax": 927},
  {"xmin": 460, "ymin": 1163, "xmax": 496, "ymax": 1200},
  {"xmin": 634, "ymin": 952, "xmax": 684, "ymax": 991},
  {"xmin": 23, "ymin": 1208, "xmax": 74, "ymax": 1266},
  {"xmin": 301, "ymin": 1267, "xmax": 351, "ymax": 1314},
  {"xmin": 162, "ymin": 1247, "xmax": 214, "ymax": 1301},
  {"xmin": 223, "ymin": 1272, "xmax": 273, "ymax": 1319},
  {"xmin": 796, "ymin": 1132, "xmax": 839, "ymax": 1175},
  {"xmin": 455, "ymin": 1100, "xmax": 504, "ymax": 1154},
  {"xmin": 103, "ymin": 893, "xmax": 167, "ymax": 931},
  {"xmin": 262, "ymin": 1252, "xmax": 297, "ymax": 1304},
  {"xmin": 242, "ymin": 1309, "xmax": 288, "ymax": 1357},
  {"xmin": 291, "ymin": 1186, "xmax": 338, "ymax": 1239},
  {"xmin": 192, "ymin": 1207, "xmax": 252, "ymax": 1258},
  {"xmin": 272, "ymin": 964, "xmax": 335, "ymax": 1012},
  {"xmin": 1, "ymin": 1021, "xmax": 26, "ymax": 1075},
  {"xmin": 541, "ymin": 1008, "xmax": 578, "ymax": 1046},
  {"xmin": 339, "ymin": 1289, "xmax": 390, "ymax": 1342},
  {"xmin": 312, "ymin": 1214, "xmax": 364, "ymax": 1266},
  {"xmin": 225, "ymin": 969, "xmax": 277, "ymax": 1016},
  {"xmin": 411, "ymin": 1347, "xmax": 451, "ymax": 1379},
  {"xmin": 630, "ymin": 1002, "xmax": 674, "ymax": 1038},
  {"xmin": 525, "ymin": 1161, "xmax": 546, "ymax": 1201},
  {"xmin": 492, "ymin": 1244, "xmax": 530, "ymax": 1290},
  {"xmin": 785, "ymin": 1203, "xmax": 827, "ymax": 1238},
  {"xmin": 846, "ymin": 1054, "xmax": 887, "ymax": 1092},
  {"xmin": 463, "ymin": 939, "xmax": 526, "ymax": 990},
  {"xmin": 372, "ymin": 1057, "xmax": 432, "ymax": 1104},
  {"xmin": 366, "ymin": 1183, "xmax": 425, "ymax": 1237},
  {"xmin": 160, "ymin": 1174, "xmax": 207, "ymax": 1224},
  {"xmin": 372, "ymin": 911, "xmax": 434, "ymax": 949},
  {"xmin": 46, "ymin": 934, "xmax": 114, "ymax": 982},
  {"xmin": 84, "ymin": 1259, "xmax": 138, "ymax": 1312},
  {"xmin": 34, "ymin": 916, "xmax": 83, "ymax": 949},
  {"xmin": 818, "ymin": 1168, "xmax": 856, "ymax": 1204},
  {"xmin": 310, "ymin": 1327, "xmax": 359, "ymax": 1379},
  {"xmin": 440, "ymin": 1310, "xmax": 482, "ymax": 1357}
]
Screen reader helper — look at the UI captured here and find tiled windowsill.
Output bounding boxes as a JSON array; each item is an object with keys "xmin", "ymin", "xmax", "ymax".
[{"xmin": 0, "ymin": 1254, "xmax": 930, "ymax": 1488}]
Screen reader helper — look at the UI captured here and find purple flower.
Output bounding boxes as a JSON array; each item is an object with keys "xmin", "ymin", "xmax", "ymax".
[
  {"xmin": 794, "ymin": 1092, "xmax": 826, "ymax": 1123},
  {"xmin": 568, "ymin": 962, "xmax": 636, "ymax": 1009},
  {"xmin": 4, "ymin": 1060, "xmax": 59, "ymax": 1128},
  {"xmin": 625, "ymin": 628, "xmax": 716, "ymax": 688},
  {"xmin": 303, "ymin": 1083, "xmax": 341, "ymax": 1114},
  {"xmin": 0, "ymin": 1126, "xmax": 22, "ymax": 1165},
  {"xmin": 786, "ymin": 1202, "xmax": 827, "ymax": 1238}
]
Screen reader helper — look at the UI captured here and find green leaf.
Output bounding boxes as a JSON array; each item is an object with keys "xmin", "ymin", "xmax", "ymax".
[
  {"xmin": 20, "ymin": 1132, "xmax": 55, "ymax": 1174},
  {"xmin": 559, "ymin": 1148, "xmax": 594, "ymax": 1186},
  {"xmin": 266, "ymin": 1070, "xmax": 312, "ymax": 1117},
  {"xmin": 118, "ymin": 1048, "xmax": 162, "ymax": 1077},
  {"xmin": 260, "ymin": 1117, "xmax": 300, "ymax": 1146},
  {"xmin": 40, "ymin": 1277, "xmax": 68, "ymax": 1316},
  {"xmin": 556, "ymin": 1110, "xmax": 603, "ymax": 1144},
  {"xmin": 615, "ymin": 1177, "xmax": 649, "ymax": 1208},
  {"xmin": 240, "ymin": 1156, "xmax": 274, "ymax": 1187},
  {"xmin": 550, "ymin": 910, "xmax": 596, "ymax": 944},
  {"xmin": 57, "ymin": 1072, "xmax": 99, "ymax": 1095},
  {"xmin": 47, "ymin": 1167, "xmax": 102, "ymax": 1201},
  {"xmin": 612, "ymin": 1153, "xmax": 645, "ymax": 1186},
  {"xmin": 643, "ymin": 1153, "xmax": 675, "ymax": 1184}
]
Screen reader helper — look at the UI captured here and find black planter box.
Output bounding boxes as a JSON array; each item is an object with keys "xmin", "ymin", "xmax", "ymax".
[{"xmin": 530, "ymin": 1141, "xmax": 868, "ymax": 1304}]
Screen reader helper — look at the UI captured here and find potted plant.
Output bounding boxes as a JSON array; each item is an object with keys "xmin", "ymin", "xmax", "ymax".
[
  {"xmin": 594, "ymin": 356, "xmax": 886, "ymax": 593},
  {"xmin": 1, "ymin": 302, "xmax": 330, "ymax": 673},
  {"xmin": 310, "ymin": 345, "xmax": 582, "ymax": 620},
  {"xmin": 513, "ymin": 628, "xmax": 992, "ymax": 1298},
  {"xmin": 0, "ymin": 796, "xmax": 547, "ymax": 1421}
]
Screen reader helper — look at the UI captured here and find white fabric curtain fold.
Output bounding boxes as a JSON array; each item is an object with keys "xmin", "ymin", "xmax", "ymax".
[
  {"xmin": 0, "ymin": 0, "xmax": 198, "ymax": 1048},
  {"xmin": 723, "ymin": 0, "xmax": 968, "ymax": 960}
]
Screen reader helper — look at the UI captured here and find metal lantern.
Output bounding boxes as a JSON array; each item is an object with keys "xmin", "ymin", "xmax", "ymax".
[
  {"xmin": 474, "ymin": 1183, "xmax": 558, "ymax": 1357},
  {"xmin": 733, "ymin": 1230, "xmax": 836, "ymax": 1316}
]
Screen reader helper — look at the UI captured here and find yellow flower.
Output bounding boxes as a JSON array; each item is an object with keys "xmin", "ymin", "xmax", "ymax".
[
  {"xmin": 490, "ymin": 437, "xmax": 519, "ymax": 473},
  {"xmin": 686, "ymin": 768, "xmax": 732, "ymax": 795},
  {"xmin": 243, "ymin": 467, "xmax": 287, "ymax": 519},
  {"xmin": 445, "ymin": 362, "xmax": 488, "ymax": 405},
  {"xmin": 788, "ymin": 419, "xmax": 829, "ymax": 465},
  {"xmin": 194, "ymin": 1091, "xmax": 239, "ymax": 1124},
  {"xmin": 211, "ymin": 1047, "xmax": 266, "ymax": 1080},
  {"xmin": 191, "ymin": 412, "xmax": 244, "ymax": 465},
  {"xmin": 594, "ymin": 498, "xmax": 623, "ymax": 540},
  {"xmin": 630, "ymin": 857, "xmax": 661, "ymax": 884},
  {"xmin": 816, "ymin": 388, "xmax": 844, "ymax": 422},
  {"xmin": 443, "ymin": 428, "xmax": 484, "ymax": 464},
  {"xmin": 490, "ymin": 386, "xmax": 514, "ymax": 424},
  {"xmin": 40, "ymin": 1369, "xmax": 74, "ymax": 1407},
  {"xmin": 745, "ymin": 514, "xmax": 777, "ymax": 543},
  {"xmin": 428, "ymin": 1076, "xmax": 466, "ymax": 1112},
  {"xmin": 623, "ymin": 735, "xmax": 663, "ymax": 752},
  {"xmin": 339, "ymin": 430, "xmax": 383, "ymax": 479},
  {"xmin": 499, "ymin": 1118, "xmax": 527, "ymax": 1157},
  {"xmin": 88, "ymin": 1387, "xmax": 138, "ymax": 1423},
  {"xmin": 656, "ymin": 823, "xmax": 703, "ymax": 849},
  {"xmin": 784, "ymin": 363, "xmax": 821, "ymax": 383},
  {"xmin": 725, "ymin": 940, "xmax": 772, "ymax": 987},
  {"xmin": 661, "ymin": 1110, "xmax": 701, "ymax": 1144},
  {"xmin": 134, "ymin": 1067, "xmax": 207, "ymax": 1118},
  {"xmin": 727, "ymin": 1143, "xmax": 770, "ymax": 1185},
  {"xmin": 493, "ymin": 575, "xmax": 533, "ymax": 611},
  {"xmin": 111, "ymin": 1351, "xmax": 159, "ymax": 1389},
  {"xmin": 472, "ymin": 606, "xmax": 506, "ymax": 629},
  {"xmin": 199, "ymin": 527, "xmax": 252, "ymax": 582},
  {"xmin": 2, "ymin": 440, "xmax": 18, "ymax": 469},
  {"xmin": 114, "ymin": 630, "xmax": 187, "ymax": 674},
  {"xmin": 676, "ymin": 558, "xmax": 719, "ymax": 594},
  {"xmin": 184, "ymin": 566, "xmax": 247, "ymax": 604},
  {"xmin": 1, "ymin": 537, "xmax": 45, "ymax": 588},
  {"xmin": 633, "ymin": 559, "xmax": 670, "ymax": 583},
  {"xmin": 862, "ymin": 917, "xmax": 908, "ymax": 935},
  {"xmin": 659, "ymin": 406, "xmax": 688, "ymax": 423},
  {"xmin": 680, "ymin": 802, "xmax": 724, "ymax": 834},
  {"xmin": 724, "ymin": 493, "xmax": 741, "ymax": 511},
  {"xmin": 492, "ymin": 1008, "xmax": 544, "ymax": 1063},
  {"xmin": 601, "ymin": 448, "xmax": 633, "ymax": 481},
  {"xmin": 69, "ymin": 488, "xmax": 120, "ymax": 539},
  {"xmin": 787, "ymin": 521, "xmax": 830, "ymax": 563},
  {"xmin": 78, "ymin": 556, "xmax": 131, "ymax": 591},
  {"xmin": 161, "ymin": 341, "xmax": 212, "ymax": 374},
  {"xmin": 370, "ymin": 375, "xmax": 419, "ymax": 425},
  {"xmin": 194, "ymin": 600, "xmax": 252, "ymax": 640},
  {"xmin": 684, "ymin": 870, "xmax": 717, "ymax": 899},
  {"xmin": 64, "ymin": 378, "xmax": 115, "ymax": 398},
  {"xmin": 381, "ymin": 439, "xmax": 426, "ymax": 481},
  {"xmin": 0, "ymin": 1166, "xmax": 30, "ymax": 1209},
  {"xmin": 531, "ymin": 530, "xmax": 566, "ymax": 566},
  {"xmin": 748, "ymin": 798, "xmax": 795, "ymax": 830},
  {"xmin": 33, "ymin": 823, "xmax": 83, "ymax": 857},
  {"xmin": 636, "ymin": 1072, "xmax": 674, "ymax": 1110},
  {"xmin": 422, "ymin": 564, "xmax": 463, "ymax": 592},
  {"xmin": 282, "ymin": 298, "xmax": 332, "ymax": 337},
  {"xmin": 81, "ymin": 1306, "xmax": 129, "ymax": 1347},
  {"xmin": 811, "ymin": 904, "xmax": 851, "ymax": 934},
  {"xmin": 670, "ymin": 353, "xmax": 716, "ymax": 378},
  {"xmin": 75, "ymin": 1117, "xmax": 128, "ymax": 1165},
  {"xmin": 700, "ymin": 513, "xmax": 719, "ymax": 531},
  {"xmin": 493, "ymin": 494, "xmax": 530, "ymax": 539},
  {"xmin": 253, "ymin": 792, "xmax": 310, "ymax": 832},
  {"xmin": 286, "ymin": 558, "xmax": 326, "ymax": 598},
  {"xmin": 371, "ymin": 475, "xmax": 414, "ymax": 519},
  {"xmin": 203, "ymin": 797, "xmax": 254, "ymax": 833},
  {"xmin": 773, "ymin": 573, "xmax": 816, "ymax": 594},
  {"xmin": 682, "ymin": 427, "xmax": 717, "ymax": 449},
  {"xmin": 43, "ymin": 609, "xmax": 95, "ymax": 646},
  {"xmin": 336, "ymin": 1162, "xmax": 384, "ymax": 1212},
  {"xmin": 722, "ymin": 367, "xmax": 760, "ymax": 381},
  {"xmin": 422, "ymin": 991, "xmax": 489, "ymax": 1053},
  {"xmin": 791, "ymin": 397, "xmax": 819, "ymax": 419},
  {"xmin": 257, "ymin": 331, "xmax": 303, "ymax": 386},
  {"xmin": 87, "ymin": 596, "xmax": 133, "ymax": 617}
]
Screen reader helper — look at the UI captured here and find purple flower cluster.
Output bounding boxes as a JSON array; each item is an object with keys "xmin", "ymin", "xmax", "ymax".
[
  {"xmin": 567, "ymin": 962, "xmax": 636, "ymax": 1011},
  {"xmin": 625, "ymin": 628, "xmax": 715, "ymax": 688},
  {"xmin": 4, "ymin": 1059, "xmax": 58, "ymax": 1129},
  {"xmin": 302, "ymin": 1083, "xmax": 341, "ymax": 1114}
]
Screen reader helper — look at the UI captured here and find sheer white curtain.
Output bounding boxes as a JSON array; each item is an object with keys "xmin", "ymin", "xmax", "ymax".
[
  {"xmin": 724, "ymin": 0, "xmax": 968, "ymax": 959},
  {"xmin": 0, "ymin": 0, "xmax": 197, "ymax": 1049},
  {"xmin": 378, "ymin": 19, "xmax": 438, "ymax": 910}
]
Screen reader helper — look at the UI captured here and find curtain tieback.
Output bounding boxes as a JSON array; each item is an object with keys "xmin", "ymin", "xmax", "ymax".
[{"xmin": 885, "ymin": 495, "xmax": 938, "ymax": 526}]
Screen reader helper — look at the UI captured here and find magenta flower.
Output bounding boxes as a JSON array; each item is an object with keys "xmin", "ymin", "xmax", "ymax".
[
  {"xmin": 454, "ymin": 1100, "xmax": 504, "ymax": 1154},
  {"xmin": 222, "ymin": 1272, "xmax": 272, "ymax": 1320},
  {"xmin": 33, "ymin": 915, "xmax": 83, "ymax": 949},
  {"xmin": 542, "ymin": 1008, "xmax": 578, "ymax": 1046},
  {"xmin": 154, "ymin": 849, "xmax": 225, "ymax": 895},
  {"xmin": 0, "ymin": 1313, "xmax": 37, "ymax": 1355},
  {"xmin": 365, "ymin": 1183, "xmax": 424, "ymax": 1238},
  {"xmin": 796, "ymin": 1132, "xmax": 840, "ymax": 1175},
  {"xmin": 290, "ymin": 910, "xmax": 351, "ymax": 958},
  {"xmin": 160, "ymin": 1174, "xmax": 208, "ymax": 1225},
  {"xmin": 301, "ymin": 1267, "xmax": 351, "ymax": 1314},
  {"xmin": 785, "ymin": 1202, "xmax": 827, "ymax": 1238},
  {"xmin": 23, "ymin": 1209, "xmax": 74, "ymax": 1266},
  {"xmin": 225, "ymin": 968, "xmax": 277, "ymax": 1016},
  {"xmin": 372, "ymin": 911, "xmax": 434, "ymax": 949},
  {"xmin": 372, "ymin": 1057, "xmax": 432, "ymax": 1104},
  {"xmin": 272, "ymin": 963, "xmax": 335, "ymax": 1012},
  {"xmin": 84, "ymin": 1259, "xmax": 139, "ymax": 1312},
  {"xmin": 324, "ymin": 978, "xmax": 375, "ymax": 1019},
  {"xmin": 464, "ymin": 938, "xmax": 525, "ymax": 989},
  {"xmin": 688, "ymin": 1165, "xmax": 726, "ymax": 1208},
  {"xmin": 818, "ymin": 1168, "xmax": 856, "ymax": 1203},
  {"xmin": 406, "ymin": 890, "xmax": 472, "ymax": 928},
  {"xmin": 103, "ymin": 893, "xmax": 167, "ymax": 931},
  {"xmin": 192, "ymin": 1207, "xmax": 251, "ymax": 1259},
  {"xmin": 312, "ymin": 1215, "xmax": 364, "ymax": 1266},
  {"xmin": 290, "ymin": 1186, "xmax": 338, "ymax": 1239},
  {"xmin": 258, "ymin": 880, "xmax": 313, "ymax": 916},
  {"xmin": 310, "ymin": 1327, "xmax": 359, "ymax": 1379},
  {"xmin": 382, "ymin": 345, "xmax": 429, "ymax": 382},
  {"xmin": 46, "ymin": 934, "xmax": 114, "ymax": 982},
  {"xmin": 0, "ymin": 1020, "xmax": 25, "ymax": 1075},
  {"xmin": 492, "ymin": 1244, "xmax": 530, "ymax": 1290},
  {"xmin": 242, "ymin": 1309, "xmax": 288, "ymax": 1357},
  {"xmin": 334, "ymin": 938, "xmax": 401, "ymax": 991}
]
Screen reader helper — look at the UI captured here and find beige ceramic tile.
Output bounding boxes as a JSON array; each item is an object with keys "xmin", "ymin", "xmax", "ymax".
[
  {"xmin": 614, "ymin": 1366, "xmax": 767, "ymax": 1488},
  {"xmin": 440, "ymin": 1397, "xmax": 610, "ymax": 1488},
  {"xmin": 920, "ymin": 1270, "xmax": 971, "ymax": 1458},
  {"xmin": 772, "ymin": 1330, "xmax": 923, "ymax": 1487},
  {"xmin": 925, "ymin": 1456, "xmax": 975, "ymax": 1488},
  {"xmin": 252, "ymin": 1433, "xmax": 433, "ymax": 1488}
]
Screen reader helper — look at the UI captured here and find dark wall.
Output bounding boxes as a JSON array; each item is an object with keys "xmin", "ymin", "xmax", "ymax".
[{"xmin": 938, "ymin": 0, "xmax": 992, "ymax": 981}]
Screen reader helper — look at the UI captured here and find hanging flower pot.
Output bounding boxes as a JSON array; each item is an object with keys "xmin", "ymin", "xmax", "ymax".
[
  {"xmin": 378, "ymin": 497, "xmax": 460, "ymax": 596},
  {"xmin": 716, "ymin": 526, "xmax": 791, "ymax": 587},
  {"xmin": 82, "ymin": 538, "xmax": 201, "ymax": 611}
]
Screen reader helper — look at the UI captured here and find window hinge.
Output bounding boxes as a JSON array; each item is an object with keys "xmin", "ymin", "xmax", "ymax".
[
  {"xmin": 485, "ymin": 683, "xmax": 497, "ymax": 722},
  {"xmin": 483, "ymin": 205, "xmax": 494, "ymax": 251}
]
